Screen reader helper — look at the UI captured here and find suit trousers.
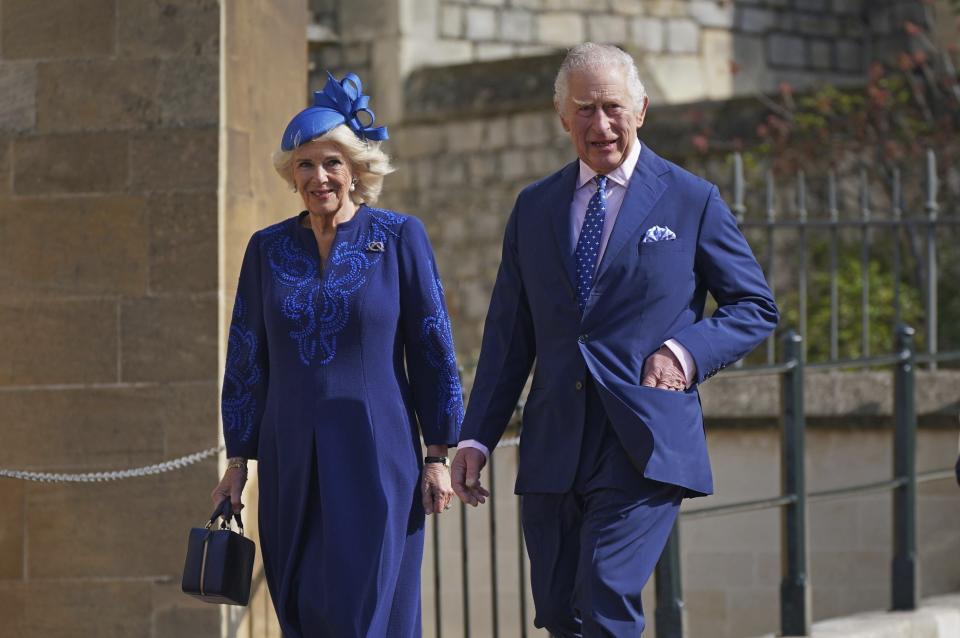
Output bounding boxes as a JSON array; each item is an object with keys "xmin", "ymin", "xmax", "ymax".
[{"xmin": 521, "ymin": 378, "xmax": 683, "ymax": 637}]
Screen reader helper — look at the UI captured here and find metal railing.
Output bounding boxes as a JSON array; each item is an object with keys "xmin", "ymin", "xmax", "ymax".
[
  {"xmin": 425, "ymin": 327, "xmax": 958, "ymax": 637},
  {"xmin": 428, "ymin": 433, "xmax": 527, "ymax": 637},
  {"xmin": 726, "ymin": 149, "xmax": 957, "ymax": 368},
  {"xmin": 653, "ymin": 326, "xmax": 960, "ymax": 637}
]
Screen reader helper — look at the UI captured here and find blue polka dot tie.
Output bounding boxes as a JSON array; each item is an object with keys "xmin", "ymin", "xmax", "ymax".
[{"xmin": 574, "ymin": 175, "xmax": 607, "ymax": 312}]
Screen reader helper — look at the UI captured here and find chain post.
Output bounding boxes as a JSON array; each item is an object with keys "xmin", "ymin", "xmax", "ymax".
[
  {"xmin": 892, "ymin": 324, "xmax": 919, "ymax": 610},
  {"xmin": 780, "ymin": 331, "xmax": 810, "ymax": 635}
]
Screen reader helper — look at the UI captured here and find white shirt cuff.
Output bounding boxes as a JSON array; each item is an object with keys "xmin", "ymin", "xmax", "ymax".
[
  {"xmin": 664, "ymin": 339, "xmax": 697, "ymax": 388},
  {"xmin": 458, "ymin": 439, "xmax": 490, "ymax": 459}
]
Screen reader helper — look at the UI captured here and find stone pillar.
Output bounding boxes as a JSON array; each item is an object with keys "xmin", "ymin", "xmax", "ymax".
[
  {"xmin": 221, "ymin": 0, "xmax": 307, "ymax": 632},
  {"xmin": 0, "ymin": 0, "xmax": 305, "ymax": 635}
]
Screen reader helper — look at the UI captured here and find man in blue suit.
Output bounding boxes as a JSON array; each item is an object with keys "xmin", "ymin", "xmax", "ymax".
[{"xmin": 451, "ymin": 43, "xmax": 778, "ymax": 636}]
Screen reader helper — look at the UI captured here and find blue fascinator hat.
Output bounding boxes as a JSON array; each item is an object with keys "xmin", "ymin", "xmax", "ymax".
[{"xmin": 280, "ymin": 72, "xmax": 388, "ymax": 151}]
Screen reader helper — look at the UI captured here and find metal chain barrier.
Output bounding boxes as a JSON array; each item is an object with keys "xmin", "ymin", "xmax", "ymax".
[
  {"xmin": 0, "ymin": 435, "xmax": 520, "ymax": 483},
  {"xmin": 0, "ymin": 445, "xmax": 225, "ymax": 483},
  {"xmin": 1, "ymin": 376, "xmax": 523, "ymax": 484}
]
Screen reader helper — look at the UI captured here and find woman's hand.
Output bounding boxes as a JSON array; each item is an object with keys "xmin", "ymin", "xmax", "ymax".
[
  {"xmin": 421, "ymin": 461, "xmax": 454, "ymax": 515},
  {"xmin": 211, "ymin": 459, "xmax": 248, "ymax": 515}
]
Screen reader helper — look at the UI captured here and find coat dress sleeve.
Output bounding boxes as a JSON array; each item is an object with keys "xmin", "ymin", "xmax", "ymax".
[
  {"xmin": 221, "ymin": 233, "xmax": 270, "ymax": 460},
  {"xmin": 397, "ymin": 217, "xmax": 464, "ymax": 447}
]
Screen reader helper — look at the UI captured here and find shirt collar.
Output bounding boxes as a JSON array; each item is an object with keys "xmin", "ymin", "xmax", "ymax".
[{"xmin": 576, "ymin": 137, "xmax": 642, "ymax": 190}]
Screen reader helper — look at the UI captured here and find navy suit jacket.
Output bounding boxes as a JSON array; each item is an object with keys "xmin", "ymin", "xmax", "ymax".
[{"xmin": 461, "ymin": 144, "xmax": 778, "ymax": 497}]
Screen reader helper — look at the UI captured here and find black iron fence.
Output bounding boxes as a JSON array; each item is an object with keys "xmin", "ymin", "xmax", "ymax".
[
  {"xmin": 653, "ymin": 327, "xmax": 960, "ymax": 638},
  {"xmin": 726, "ymin": 150, "xmax": 958, "ymax": 366}
]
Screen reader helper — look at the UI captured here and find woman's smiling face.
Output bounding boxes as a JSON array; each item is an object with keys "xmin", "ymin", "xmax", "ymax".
[{"xmin": 292, "ymin": 139, "xmax": 355, "ymax": 218}]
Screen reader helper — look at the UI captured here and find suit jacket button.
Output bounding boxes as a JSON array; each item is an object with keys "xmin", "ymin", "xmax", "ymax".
[{"xmin": 575, "ymin": 380, "xmax": 583, "ymax": 390}]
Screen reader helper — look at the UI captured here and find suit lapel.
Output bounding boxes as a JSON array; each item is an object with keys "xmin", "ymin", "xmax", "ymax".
[
  {"xmin": 546, "ymin": 161, "xmax": 581, "ymax": 293},
  {"xmin": 592, "ymin": 146, "xmax": 669, "ymax": 290}
]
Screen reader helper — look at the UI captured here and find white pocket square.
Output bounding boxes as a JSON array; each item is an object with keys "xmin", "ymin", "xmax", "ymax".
[{"xmin": 642, "ymin": 225, "xmax": 677, "ymax": 243}]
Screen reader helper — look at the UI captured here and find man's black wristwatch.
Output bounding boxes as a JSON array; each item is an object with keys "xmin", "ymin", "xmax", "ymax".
[{"xmin": 424, "ymin": 456, "xmax": 449, "ymax": 466}]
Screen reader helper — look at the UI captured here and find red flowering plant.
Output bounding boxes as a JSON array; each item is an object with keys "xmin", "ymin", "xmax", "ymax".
[
  {"xmin": 689, "ymin": 3, "xmax": 960, "ymax": 361},
  {"xmin": 693, "ymin": 6, "xmax": 960, "ymax": 176}
]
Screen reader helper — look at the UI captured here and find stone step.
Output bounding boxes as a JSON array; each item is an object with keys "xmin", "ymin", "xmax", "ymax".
[{"xmin": 750, "ymin": 593, "xmax": 960, "ymax": 638}]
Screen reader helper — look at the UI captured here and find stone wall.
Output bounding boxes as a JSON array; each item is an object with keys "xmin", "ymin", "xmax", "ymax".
[
  {"xmin": 673, "ymin": 425, "xmax": 960, "ymax": 638},
  {"xmin": 0, "ymin": 0, "xmax": 221, "ymax": 635},
  {"xmin": 380, "ymin": 106, "xmax": 566, "ymax": 360},
  {"xmin": 427, "ymin": 0, "xmax": 875, "ymax": 101},
  {"xmin": 0, "ymin": 1, "xmax": 306, "ymax": 636},
  {"xmin": 307, "ymin": 0, "xmax": 934, "ymax": 118}
]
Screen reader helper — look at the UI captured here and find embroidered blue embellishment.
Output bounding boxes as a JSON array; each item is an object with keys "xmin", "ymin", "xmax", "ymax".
[
  {"xmin": 265, "ymin": 209, "xmax": 406, "ymax": 366},
  {"xmin": 367, "ymin": 207, "xmax": 406, "ymax": 231},
  {"xmin": 223, "ymin": 295, "xmax": 261, "ymax": 443},
  {"xmin": 421, "ymin": 274, "xmax": 465, "ymax": 422}
]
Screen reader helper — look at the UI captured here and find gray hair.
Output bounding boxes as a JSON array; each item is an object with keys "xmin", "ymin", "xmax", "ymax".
[
  {"xmin": 272, "ymin": 124, "xmax": 395, "ymax": 205},
  {"xmin": 553, "ymin": 43, "xmax": 647, "ymax": 111}
]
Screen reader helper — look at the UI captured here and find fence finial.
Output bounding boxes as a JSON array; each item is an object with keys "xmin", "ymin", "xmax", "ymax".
[
  {"xmin": 925, "ymin": 149, "xmax": 938, "ymax": 221},
  {"xmin": 795, "ymin": 171, "xmax": 807, "ymax": 222},
  {"xmin": 924, "ymin": 149, "xmax": 939, "ymax": 369},
  {"xmin": 827, "ymin": 170, "xmax": 839, "ymax": 222},
  {"xmin": 732, "ymin": 152, "xmax": 746, "ymax": 224},
  {"xmin": 765, "ymin": 168, "xmax": 776, "ymax": 223},
  {"xmin": 859, "ymin": 167, "xmax": 871, "ymax": 221}
]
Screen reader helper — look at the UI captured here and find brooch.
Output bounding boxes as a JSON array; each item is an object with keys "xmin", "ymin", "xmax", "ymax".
[{"xmin": 366, "ymin": 241, "xmax": 385, "ymax": 253}]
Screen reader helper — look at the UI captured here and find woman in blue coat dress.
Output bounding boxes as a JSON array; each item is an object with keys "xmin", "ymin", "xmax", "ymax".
[{"xmin": 210, "ymin": 72, "xmax": 463, "ymax": 637}]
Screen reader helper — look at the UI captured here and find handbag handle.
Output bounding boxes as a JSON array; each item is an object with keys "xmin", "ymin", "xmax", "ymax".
[{"xmin": 205, "ymin": 497, "xmax": 245, "ymax": 536}]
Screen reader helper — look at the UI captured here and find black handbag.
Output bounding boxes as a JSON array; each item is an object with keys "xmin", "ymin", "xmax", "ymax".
[{"xmin": 181, "ymin": 498, "xmax": 256, "ymax": 605}]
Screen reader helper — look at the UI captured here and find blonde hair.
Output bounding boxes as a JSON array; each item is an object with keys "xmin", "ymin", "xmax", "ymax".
[{"xmin": 272, "ymin": 124, "xmax": 395, "ymax": 205}]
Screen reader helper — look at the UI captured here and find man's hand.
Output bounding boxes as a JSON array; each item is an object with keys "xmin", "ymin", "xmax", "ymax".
[
  {"xmin": 451, "ymin": 447, "xmax": 491, "ymax": 507},
  {"xmin": 641, "ymin": 345, "xmax": 687, "ymax": 391}
]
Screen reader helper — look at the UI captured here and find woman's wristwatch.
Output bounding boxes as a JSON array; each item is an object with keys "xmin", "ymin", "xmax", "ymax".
[
  {"xmin": 424, "ymin": 456, "xmax": 448, "ymax": 467},
  {"xmin": 227, "ymin": 457, "xmax": 248, "ymax": 472}
]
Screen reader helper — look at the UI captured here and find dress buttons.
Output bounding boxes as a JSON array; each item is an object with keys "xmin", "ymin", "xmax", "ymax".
[{"xmin": 575, "ymin": 380, "xmax": 584, "ymax": 390}]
